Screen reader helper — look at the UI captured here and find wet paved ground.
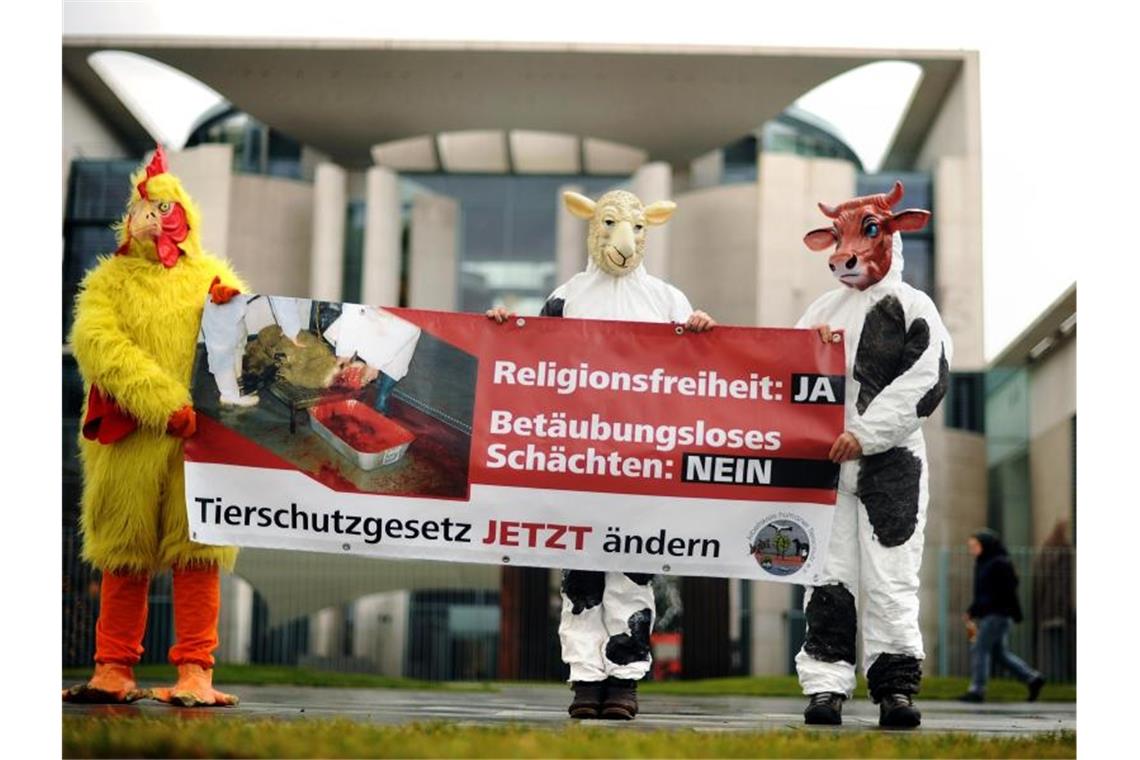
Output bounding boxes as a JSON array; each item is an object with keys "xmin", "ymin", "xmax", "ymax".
[{"xmin": 63, "ymin": 683, "xmax": 1075, "ymax": 736}]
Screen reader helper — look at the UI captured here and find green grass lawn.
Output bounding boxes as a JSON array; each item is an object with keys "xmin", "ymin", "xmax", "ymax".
[
  {"xmin": 62, "ymin": 717, "xmax": 1076, "ymax": 759},
  {"xmin": 61, "ymin": 664, "xmax": 1074, "ymax": 702}
]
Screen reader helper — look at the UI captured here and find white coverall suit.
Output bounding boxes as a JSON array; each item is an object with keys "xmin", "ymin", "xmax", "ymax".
[
  {"xmin": 324, "ymin": 306, "xmax": 421, "ymax": 382},
  {"xmin": 324, "ymin": 306, "xmax": 422, "ymax": 414},
  {"xmin": 542, "ymin": 260, "xmax": 694, "ymax": 682},
  {"xmin": 201, "ymin": 294, "xmax": 256, "ymax": 405},
  {"xmin": 202, "ymin": 295, "xmax": 314, "ymax": 406},
  {"xmin": 793, "ymin": 234, "xmax": 952, "ymax": 702}
]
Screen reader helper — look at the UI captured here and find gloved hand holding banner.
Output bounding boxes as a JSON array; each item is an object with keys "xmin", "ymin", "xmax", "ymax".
[{"xmin": 186, "ymin": 295, "xmax": 845, "ymax": 583}]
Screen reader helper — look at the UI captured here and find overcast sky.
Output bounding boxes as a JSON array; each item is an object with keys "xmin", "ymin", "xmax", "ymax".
[{"xmin": 64, "ymin": 0, "xmax": 1087, "ymax": 358}]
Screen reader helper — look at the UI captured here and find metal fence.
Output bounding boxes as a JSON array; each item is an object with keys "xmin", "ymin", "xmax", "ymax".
[
  {"xmin": 64, "ymin": 524, "xmax": 1074, "ymax": 683},
  {"xmin": 63, "ymin": 527, "xmax": 176, "ymax": 666},
  {"xmin": 936, "ymin": 546, "xmax": 1075, "ymax": 682}
]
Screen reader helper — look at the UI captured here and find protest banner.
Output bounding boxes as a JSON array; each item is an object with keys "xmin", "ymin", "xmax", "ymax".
[{"xmin": 186, "ymin": 296, "xmax": 845, "ymax": 583}]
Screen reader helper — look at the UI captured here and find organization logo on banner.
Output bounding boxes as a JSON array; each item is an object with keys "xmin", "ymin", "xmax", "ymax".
[{"xmin": 747, "ymin": 513, "xmax": 818, "ymax": 580}]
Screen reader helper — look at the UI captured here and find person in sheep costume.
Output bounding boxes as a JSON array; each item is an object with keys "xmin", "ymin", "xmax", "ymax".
[
  {"xmin": 63, "ymin": 147, "xmax": 247, "ymax": 707},
  {"xmin": 488, "ymin": 189, "xmax": 715, "ymax": 720},
  {"xmin": 794, "ymin": 181, "xmax": 951, "ymax": 729}
]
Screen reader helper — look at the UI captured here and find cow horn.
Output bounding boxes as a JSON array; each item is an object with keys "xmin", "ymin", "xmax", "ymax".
[
  {"xmin": 884, "ymin": 180, "xmax": 904, "ymax": 207},
  {"xmin": 817, "ymin": 201, "xmax": 839, "ymax": 218}
]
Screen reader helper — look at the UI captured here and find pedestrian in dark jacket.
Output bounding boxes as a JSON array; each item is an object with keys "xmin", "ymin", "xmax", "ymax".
[{"xmin": 959, "ymin": 529, "xmax": 1046, "ymax": 702}]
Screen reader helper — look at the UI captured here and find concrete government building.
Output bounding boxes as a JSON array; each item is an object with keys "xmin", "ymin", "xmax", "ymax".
[{"xmin": 62, "ymin": 37, "xmax": 1073, "ymax": 682}]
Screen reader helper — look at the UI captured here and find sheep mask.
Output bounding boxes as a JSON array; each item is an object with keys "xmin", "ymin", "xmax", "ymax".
[{"xmin": 564, "ymin": 190, "xmax": 676, "ymax": 277}]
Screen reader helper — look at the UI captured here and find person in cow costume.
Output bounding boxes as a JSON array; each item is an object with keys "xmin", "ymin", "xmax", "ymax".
[
  {"xmin": 63, "ymin": 147, "xmax": 246, "ymax": 707},
  {"xmin": 487, "ymin": 190, "xmax": 715, "ymax": 720},
  {"xmin": 794, "ymin": 181, "xmax": 951, "ymax": 729}
]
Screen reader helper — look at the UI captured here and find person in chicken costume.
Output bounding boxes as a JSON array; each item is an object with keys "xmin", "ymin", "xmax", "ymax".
[
  {"xmin": 62, "ymin": 147, "xmax": 246, "ymax": 707},
  {"xmin": 794, "ymin": 181, "xmax": 951, "ymax": 729},
  {"xmin": 488, "ymin": 190, "xmax": 715, "ymax": 720}
]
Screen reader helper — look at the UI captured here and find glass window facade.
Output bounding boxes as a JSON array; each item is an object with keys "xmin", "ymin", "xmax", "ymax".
[
  {"xmin": 341, "ymin": 200, "xmax": 367, "ymax": 305},
  {"xmin": 721, "ymin": 135, "xmax": 759, "ymax": 184},
  {"xmin": 945, "ymin": 372, "xmax": 985, "ymax": 433},
  {"xmin": 63, "ymin": 159, "xmax": 139, "ymax": 341},
  {"xmin": 760, "ymin": 110, "xmax": 864, "ymax": 170},
  {"xmin": 398, "ymin": 174, "xmax": 627, "ymax": 314},
  {"xmin": 185, "ymin": 107, "xmax": 303, "ymax": 179},
  {"xmin": 985, "ymin": 367, "xmax": 1032, "ymax": 545}
]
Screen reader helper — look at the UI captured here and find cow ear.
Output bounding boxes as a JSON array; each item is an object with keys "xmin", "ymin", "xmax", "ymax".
[
  {"xmin": 891, "ymin": 209, "xmax": 931, "ymax": 233},
  {"xmin": 563, "ymin": 191, "xmax": 596, "ymax": 220},
  {"xmin": 644, "ymin": 201, "xmax": 676, "ymax": 226},
  {"xmin": 803, "ymin": 227, "xmax": 836, "ymax": 251}
]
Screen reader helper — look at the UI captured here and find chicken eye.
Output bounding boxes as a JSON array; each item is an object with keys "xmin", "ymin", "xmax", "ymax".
[
  {"xmin": 603, "ymin": 219, "xmax": 614, "ymax": 228},
  {"xmin": 158, "ymin": 201, "xmax": 172, "ymax": 215},
  {"xmin": 864, "ymin": 221, "xmax": 880, "ymax": 238},
  {"xmin": 634, "ymin": 224, "xmax": 644, "ymax": 232}
]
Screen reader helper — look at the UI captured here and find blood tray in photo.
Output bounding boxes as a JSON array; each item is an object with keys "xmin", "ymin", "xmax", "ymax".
[{"xmin": 309, "ymin": 399, "xmax": 415, "ymax": 471}]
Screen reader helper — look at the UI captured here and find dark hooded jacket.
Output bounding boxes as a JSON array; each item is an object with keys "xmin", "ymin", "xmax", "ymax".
[{"xmin": 967, "ymin": 529, "xmax": 1023, "ymax": 622}]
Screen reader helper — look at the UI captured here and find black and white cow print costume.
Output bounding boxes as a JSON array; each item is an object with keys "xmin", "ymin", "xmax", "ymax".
[{"xmin": 794, "ymin": 232, "xmax": 952, "ymax": 703}]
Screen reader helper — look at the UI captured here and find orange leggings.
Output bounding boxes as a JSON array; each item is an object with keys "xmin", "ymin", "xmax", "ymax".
[{"xmin": 95, "ymin": 566, "xmax": 221, "ymax": 668}]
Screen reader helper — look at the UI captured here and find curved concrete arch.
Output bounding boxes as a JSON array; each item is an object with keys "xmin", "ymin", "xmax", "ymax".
[
  {"xmin": 85, "ymin": 50, "xmax": 225, "ymax": 149},
  {"xmin": 64, "ymin": 39, "xmax": 965, "ymax": 168}
]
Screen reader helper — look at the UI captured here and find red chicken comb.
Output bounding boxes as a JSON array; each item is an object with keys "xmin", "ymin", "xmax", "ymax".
[{"xmin": 137, "ymin": 145, "xmax": 168, "ymax": 200}]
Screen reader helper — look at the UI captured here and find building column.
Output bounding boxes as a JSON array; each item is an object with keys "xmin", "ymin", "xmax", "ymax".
[
  {"xmin": 308, "ymin": 606, "xmax": 345, "ymax": 658},
  {"xmin": 755, "ymin": 152, "xmax": 855, "ymax": 328},
  {"xmin": 689, "ymin": 149, "xmax": 724, "ymax": 191},
  {"xmin": 932, "ymin": 155, "xmax": 985, "ymax": 370},
  {"xmin": 407, "ymin": 193, "xmax": 459, "ymax": 311},
  {"xmin": 362, "ymin": 166, "xmax": 402, "ymax": 307},
  {"xmin": 216, "ymin": 573, "xmax": 254, "ymax": 664},
  {"xmin": 167, "ymin": 144, "xmax": 234, "ymax": 261},
  {"xmin": 749, "ymin": 582, "xmax": 796, "ymax": 675},
  {"xmin": 555, "ymin": 183, "xmax": 586, "ymax": 284},
  {"xmin": 309, "ymin": 163, "xmax": 347, "ymax": 302},
  {"xmin": 632, "ymin": 161, "xmax": 673, "ymax": 278}
]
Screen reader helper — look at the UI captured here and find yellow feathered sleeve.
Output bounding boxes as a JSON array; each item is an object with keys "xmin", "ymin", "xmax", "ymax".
[{"xmin": 70, "ymin": 269, "xmax": 191, "ymax": 431}]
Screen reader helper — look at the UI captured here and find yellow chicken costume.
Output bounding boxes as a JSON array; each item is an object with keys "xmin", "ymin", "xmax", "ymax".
[{"xmin": 63, "ymin": 147, "xmax": 246, "ymax": 707}]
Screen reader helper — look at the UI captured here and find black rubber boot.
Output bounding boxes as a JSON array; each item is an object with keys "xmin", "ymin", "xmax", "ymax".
[
  {"xmin": 568, "ymin": 681, "xmax": 605, "ymax": 719},
  {"xmin": 1027, "ymin": 675, "xmax": 1046, "ymax": 702},
  {"xmin": 804, "ymin": 692, "xmax": 845, "ymax": 725},
  {"xmin": 601, "ymin": 677, "xmax": 639, "ymax": 720},
  {"xmin": 879, "ymin": 693, "xmax": 922, "ymax": 729}
]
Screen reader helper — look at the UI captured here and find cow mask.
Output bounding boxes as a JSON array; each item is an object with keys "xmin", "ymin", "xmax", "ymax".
[{"xmin": 803, "ymin": 180, "xmax": 930, "ymax": 290}]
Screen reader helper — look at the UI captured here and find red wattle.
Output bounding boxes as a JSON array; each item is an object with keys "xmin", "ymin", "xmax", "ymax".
[{"xmin": 156, "ymin": 235, "xmax": 182, "ymax": 268}]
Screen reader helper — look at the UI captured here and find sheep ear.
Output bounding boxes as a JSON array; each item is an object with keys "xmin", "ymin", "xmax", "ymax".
[
  {"xmin": 890, "ymin": 209, "xmax": 930, "ymax": 233},
  {"xmin": 563, "ymin": 191, "xmax": 596, "ymax": 220},
  {"xmin": 644, "ymin": 201, "xmax": 676, "ymax": 226},
  {"xmin": 804, "ymin": 228, "xmax": 837, "ymax": 251}
]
